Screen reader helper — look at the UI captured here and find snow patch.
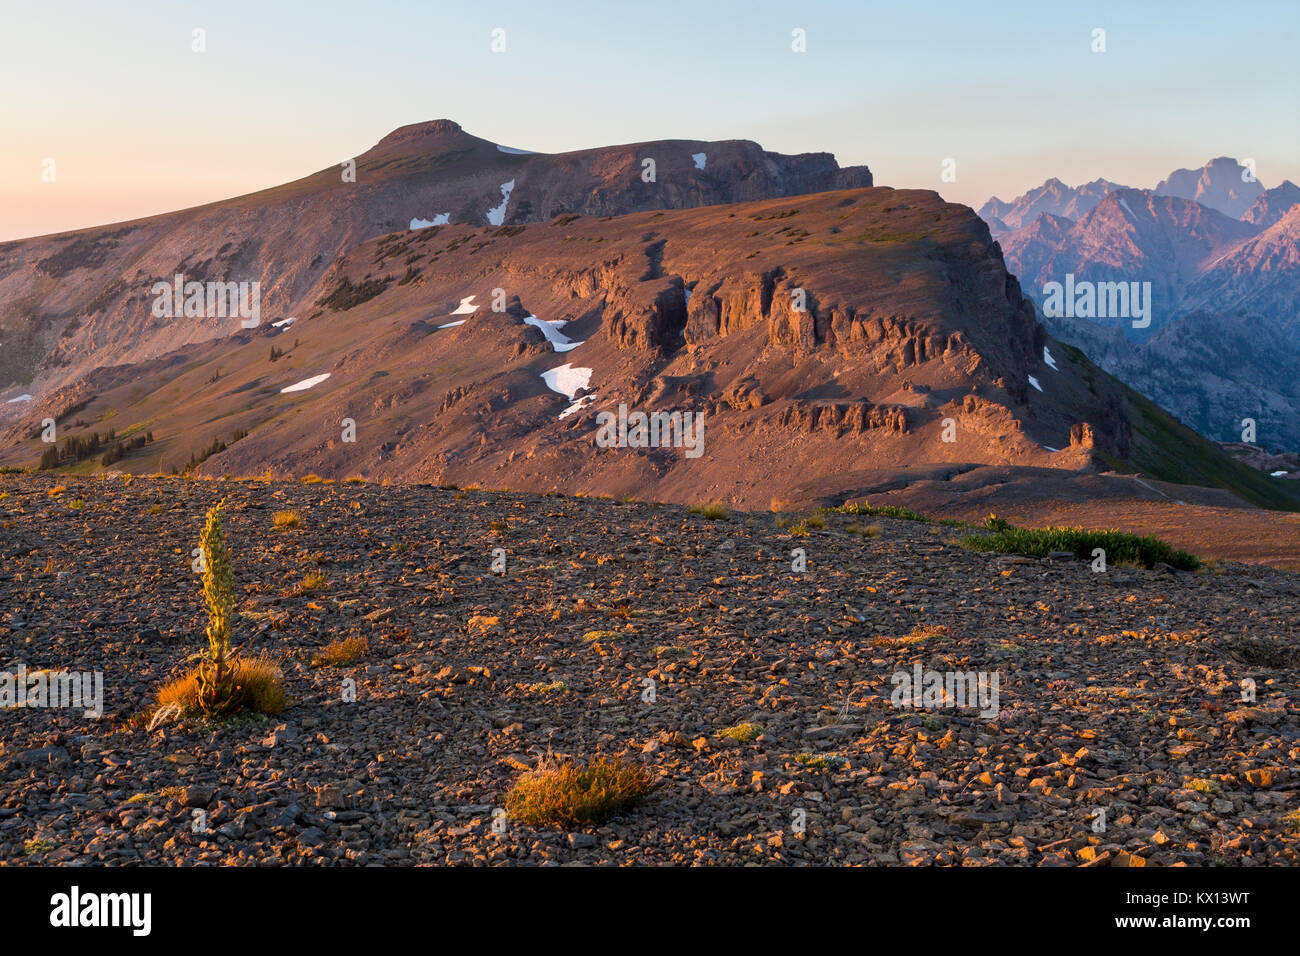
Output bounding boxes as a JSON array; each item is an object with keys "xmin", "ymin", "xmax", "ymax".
[
  {"xmin": 437, "ymin": 319, "xmax": 467, "ymax": 329},
  {"xmin": 1272, "ymin": 470, "xmax": 1289, "ymax": 477},
  {"xmin": 496, "ymin": 145, "xmax": 536, "ymax": 155},
  {"xmin": 691, "ymin": 152, "xmax": 707, "ymax": 170},
  {"xmin": 1028, "ymin": 375, "xmax": 1043, "ymax": 392},
  {"xmin": 449, "ymin": 296, "xmax": 479, "ymax": 315},
  {"xmin": 541, "ymin": 363, "xmax": 591, "ymax": 399},
  {"xmin": 1043, "ymin": 346, "xmax": 1058, "ymax": 370},
  {"xmin": 1041, "ymin": 445, "xmax": 1060, "ymax": 453},
  {"xmin": 523, "ymin": 315, "xmax": 583, "ymax": 352},
  {"xmin": 541, "ymin": 363, "xmax": 595, "ymax": 419},
  {"xmin": 5, "ymin": 394, "xmax": 33, "ymax": 404},
  {"xmin": 272, "ymin": 316, "xmax": 296, "ymax": 329},
  {"xmin": 486, "ymin": 180, "xmax": 516, "ymax": 226},
  {"xmin": 1118, "ymin": 197, "xmax": 1135, "ymax": 217},
  {"xmin": 281, "ymin": 373, "xmax": 331, "ymax": 394},
  {"xmin": 558, "ymin": 394, "xmax": 598, "ymax": 419},
  {"xmin": 411, "ymin": 213, "xmax": 450, "ymax": 230}
]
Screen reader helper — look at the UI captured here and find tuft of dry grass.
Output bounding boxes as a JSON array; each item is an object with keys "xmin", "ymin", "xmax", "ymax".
[
  {"xmin": 155, "ymin": 653, "xmax": 286, "ymax": 719},
  {"xmin": 874, "ymin": 623, "xmax": 949, "ymax": 648},
  {"xmin": 311, "ymin": 636, "xmax": 369, "ymax": 667},
  {"xmin": 273, "ymin": 510, "xmax": 301, "ymax": 529},
  {"xmin": 289, "ymin": 570, "xmax": 326, "ymax": 596},
  {"xmin": 687, "ymin": 502, "xmax": 729, "ymax": 520},
  {"xmin": 48, "ymin": 485, "xmax": 66, "ymax": 496},
  {"xmin": 344, "ymin": 475, "xmax": 366, "ymax": 485},
  {"xmin": 505, "ymin": 755, "xmax": 654, "ymax": 829},
  {"xmin": 846, "ymin": 522, "xmax": 882, "ymax": 538}
]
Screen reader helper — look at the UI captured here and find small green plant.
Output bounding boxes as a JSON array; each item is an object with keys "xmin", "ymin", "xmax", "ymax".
[
  {"xmin": 68, "ymin": 498, "xmax": 85, "ymax": 510},
  {"xmin": 1188, "ymin": 777, "xmax": 1222, "ymax": 795},
  {"xmin": 526, "ymin": 680, "xmax": 568, "ymax": 695},
  {"xmin": 718, "ymin": 722, "xmax": 762, "ymax": 743},
  {"xmin": 795, "ymin": 753, "xmax": 848, "ymax": 770},
  {"xmin": 505, "ymin": 755, "xmax": 654, "ymax": 828},
  {"xmin": 983, "ymin": 514, "xmax": 1012, "ymax": 532},
  {"xmin": 154, "ymin": 500, "xmax": 286, "ymax": 720},
  {"xmin": 581, "ymin": 630, "xmax": 620, "ymax": 642},
  {"xmin": 21, "ymin": 837, "xmax": 54, "ymax": 857}
]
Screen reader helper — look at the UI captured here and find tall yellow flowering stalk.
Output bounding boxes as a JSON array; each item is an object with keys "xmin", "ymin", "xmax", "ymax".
[{"xmin": 196, "ymin": 499, "xmax": 239, "ymax": 715}]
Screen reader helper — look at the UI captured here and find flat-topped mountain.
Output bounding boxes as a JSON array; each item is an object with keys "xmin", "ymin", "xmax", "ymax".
[
  {"xmin": 0, "ymin": 120, "xmax": 870, "ymax": 398},
  {"xmin": 2, "ymin": 186, "xmax": 1291, "ymax": 516}
]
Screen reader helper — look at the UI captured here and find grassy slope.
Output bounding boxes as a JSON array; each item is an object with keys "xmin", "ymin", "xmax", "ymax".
[{"xmin": 1059, "ymin": 343, "xmax": 1300, "ymax": 511}]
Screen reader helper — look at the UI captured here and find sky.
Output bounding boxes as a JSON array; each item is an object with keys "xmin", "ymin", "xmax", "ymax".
[{"xmin": 1, "ymin": 0, "xmax": 1297, "ymax": 241}]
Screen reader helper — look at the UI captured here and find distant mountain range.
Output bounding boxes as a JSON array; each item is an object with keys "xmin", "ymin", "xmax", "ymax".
[{"xmin": 979, "ymin": 159, "xmax": 1300, "ymax": 450}]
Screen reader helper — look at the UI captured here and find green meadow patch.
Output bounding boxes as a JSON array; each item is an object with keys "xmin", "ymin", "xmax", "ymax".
[{"xmin": 962, "ymin": 523, "xmax": 1199, "ymax": 571}]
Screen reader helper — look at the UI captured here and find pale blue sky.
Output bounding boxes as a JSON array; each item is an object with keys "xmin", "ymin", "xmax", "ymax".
[{"xmin": 2, "ymin": 0, "xmax": 1296, "ymax": 240}]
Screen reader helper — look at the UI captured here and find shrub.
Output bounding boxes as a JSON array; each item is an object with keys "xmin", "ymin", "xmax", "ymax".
[
  {"xmin": 505, "ymin": 756, "xmax": 654, "ymax": 828},
  {"xmin": 273, "ymin": 510, "xmax": 301, "ymax": 529},
  {"xmin": 68, "ymin": 498, "xmax": 85, "ymax": 510}
]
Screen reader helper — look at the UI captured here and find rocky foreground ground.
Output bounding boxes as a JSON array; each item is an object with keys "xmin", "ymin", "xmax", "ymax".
[{"xmin": 0, "ymin": 474, "xmax": 1296, "ymax": 866}]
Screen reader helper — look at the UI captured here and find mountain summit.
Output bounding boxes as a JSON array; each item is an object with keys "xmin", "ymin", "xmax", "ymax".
[{"xmin": 1154, "ymin": 157, "xmax": 1265, "ymax": 220}]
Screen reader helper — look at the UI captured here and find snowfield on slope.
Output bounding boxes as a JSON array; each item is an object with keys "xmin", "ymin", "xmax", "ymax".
[
  {"xmin": 541, "ymin": 363, "xmax": 596, "ymax": 419},
  {"xmin": 486, "ymin": 181, "xmax": 515, "ymax": 226},
  {"xmin": 281, "ymin": 373, "xmax": 331, "ymax": 393},
  {"xmin": 523, "ymin": 315, "xmax": 583, "ymax": 352},
  {"xmin": 411, "ymin": 213, "xmax": 451, "ymax": 229}
]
